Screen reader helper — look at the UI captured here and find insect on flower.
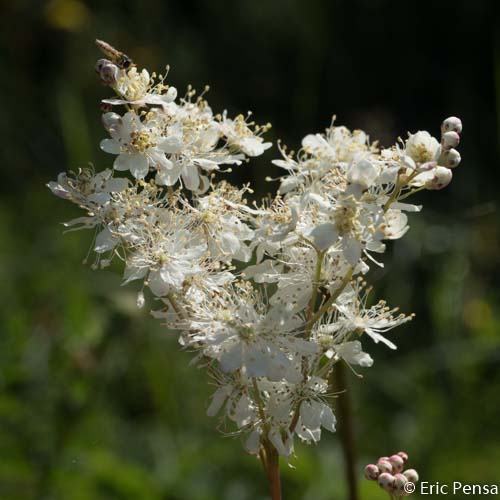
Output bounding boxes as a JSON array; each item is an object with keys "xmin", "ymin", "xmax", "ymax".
[{"xmin": 95, "ymin": 39, "xmax": 133, "ymax": 69}]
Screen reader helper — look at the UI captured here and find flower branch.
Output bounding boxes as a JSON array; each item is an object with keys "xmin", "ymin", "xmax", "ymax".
[{"xmin": 48, "ymin": 40, "xmax": 463, "ymax": 498}]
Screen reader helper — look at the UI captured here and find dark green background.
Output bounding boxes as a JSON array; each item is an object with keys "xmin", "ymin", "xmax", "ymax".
[{"xmin": 0, "ymin": 1, "xmax": 499, "ymax": 499}]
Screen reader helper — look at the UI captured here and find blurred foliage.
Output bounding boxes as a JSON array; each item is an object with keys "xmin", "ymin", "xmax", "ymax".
[{"xmin": 0, "ymin": 0, "xmax": 499, "ymax": 499}]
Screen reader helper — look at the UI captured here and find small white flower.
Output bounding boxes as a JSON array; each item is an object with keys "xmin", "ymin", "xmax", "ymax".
[
  {"xmin": 220, "ymin": 112, "xmax": 272, "ymax": 156},
  {"xmin": 102, "ymin": 66, "xmax": 178, "ymax": 108},
  {"xmin": 335, "ymin": 293, "xmax": 413, "ymax": 350},
  {"xmin": 347, "ymin": 159, "xmax": 379, "ymax": 189},
  {"xmin": 405, "ymin": 130, "xmax": 440, "ymax": 164},
  {"xmin": 100, "ymin": 111, "xmax": 173, "ymax": 179},
  {"xmin": 334, "ymin": 341, "xmax": 374, "ymax": 367}
]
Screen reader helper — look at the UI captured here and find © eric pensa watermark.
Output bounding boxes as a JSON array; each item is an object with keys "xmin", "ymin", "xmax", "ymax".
[
  {"xmin": 365, "ymin": 452, "xmax": 498, "ymax": 498},
  {"xmin": 420, "ymin": 482, "xmax": 499, "ymax": 495}
]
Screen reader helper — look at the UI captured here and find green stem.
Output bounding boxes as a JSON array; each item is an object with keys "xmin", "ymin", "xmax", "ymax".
[
  {"xmin": 306, "ymin": 250, "xmax": 325, "ymax": 332},
  {"xmin": 307, "ymin": 268, "xmax": 353, "ymax": 327},
  {"xmin": 383, "ymin": 170, "xmax": 420, "ymax": 211},
  {"xmin": 383, "ymin": 175, "xmax": 402, "ymax": 211},
  {"xmin": 290, "ymin": 265, "xmax": 353, "ymax": 433},
  {"xmin": 252, "ymin": 377, "xmax": 269, "ymax": 434},
  {"xmin": 397, "ymin": 185, "xmax": 425, "ymax": 201},
  {"xmin": 166, "ymin": 292, "xmax": 185, "ymax": 320},
  {"xmin": 288, "ymin": 401, "xmax": 301, "ymax": 434},
  {"xmin": 289, "ymin": 250, "xmax": 325, "ymax": 432}
]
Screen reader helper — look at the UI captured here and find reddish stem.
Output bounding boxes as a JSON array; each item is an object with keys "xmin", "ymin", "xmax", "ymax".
[
  {"xmin": 333, "ymin": 362, "xmax": 359, "ymax": 500},
  {"xmin": 261, "ymin": 440, "xmax": 282, "ymax": 500}
]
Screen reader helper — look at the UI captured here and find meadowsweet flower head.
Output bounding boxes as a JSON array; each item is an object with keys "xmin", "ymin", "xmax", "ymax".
[{"xmin": 49, "ymin": 41, "xmax": 463, "ymax": 479}]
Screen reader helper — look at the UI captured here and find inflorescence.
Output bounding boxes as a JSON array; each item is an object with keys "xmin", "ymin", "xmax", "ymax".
[
  {"xmin": 365, "ymin": 451, "xmax": 420, "ymax": 498},
  {"xmin": 49, "ymin": 41, "xmax": 463, "ymax": 460}
]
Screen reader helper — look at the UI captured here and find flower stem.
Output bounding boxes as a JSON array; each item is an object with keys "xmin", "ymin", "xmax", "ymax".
[
  {"xmin": 332, "ymin": 362, "xmax": 359, "ymax": 500},
  {"xmin": 166, "ymin": 292, "xmax": 185, "ymax": 320},
  {"xmin": 397, "ymin": 185, "xmax": 425, "ymax": 201},
  {"xmin": 383, "ymin": 174, "xmax": 403, "ymax": 211},
  {"xmin": 383, "ymin": 170, "xmax": 420, "ymax": 211},
  {"xmin": 307, "ymin": 250, "xmax": 325, "ymax": 323},
  {"xmin": 252, "ymin": 378, "xmax": 269, "ymax": 434},
  {"xmin": 289, "ymin": 250, "xmax": 325, "ymax": 432},
  {"xmin": 307, "ymin": 267, "xmax": 353, "ymax": 327},
  {"xmin": 261, "ymin": 439, "xmax": 282, "ymax": 500},
  {"xmin": 290, "ymin": 263, "xmax": 353, "ymax": 434}
]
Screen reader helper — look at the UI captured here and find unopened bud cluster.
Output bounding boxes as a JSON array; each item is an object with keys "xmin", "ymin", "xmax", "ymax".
[
  {"xmin": 48, "ymin": 41, "xmax": 463, "ymax": 462},
  {"xmin": 365, "ymin": 451, "xmax": 419, "ymax": 498},
  {"xmin": 388, "ymin": 116, "xmax": 462, "ymax": 192}
]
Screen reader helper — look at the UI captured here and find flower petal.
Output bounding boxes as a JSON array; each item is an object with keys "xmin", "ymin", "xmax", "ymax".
[
  {"xmin": 220, "ymin": 343, "xmax": 243, "ymax": 373},
  {"xmin": 308, "ymin": 223, "xmax": 339, "ymax": 251},
  {"xmin": 158, "ymin": 135, "xmax": 183, "ymax": 153},
  {"xmin": 114, "ymin": 153, "xmax": 149, "ymax": 178},
  {"xmin": 100, "ymin": 138, "xmax": 121, "ymax": 154},
  {"xmin": 207, "ymin": 386, "xmax": 231, "ymax": 417},
  {"xmin": 181, "ymin": 165, "xmax": 200, "ymax": 191},
  {"xmin": 94, "ymin": 227, "xmax": 118, "ymax": 253}
]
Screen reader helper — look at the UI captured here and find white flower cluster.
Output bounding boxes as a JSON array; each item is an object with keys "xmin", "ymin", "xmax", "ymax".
[
  {"xmin": 365, "ymin": 452, "xmax": 419, "ymax": 498},
  {"xmin": 94, "ymin": 41, "xmax": 271, "ymax": 192},
  {"xmin": 49, "ymin": 43, "xmax": 463, "ymax": 460}
]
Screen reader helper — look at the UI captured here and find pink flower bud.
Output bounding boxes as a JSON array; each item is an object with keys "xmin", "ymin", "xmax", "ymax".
[
  {"xmin": 441, "ymin": 131, "xmax": 460, "ymax": 150},
  {"xmin": 394, "ymin": 473, "xmax": 408, "ymax": 495},
  {"xmin": 425, "ymin": 166, "xmax": 453, "ymax": 190},
  {"xmin": 378, "ymin": 472, "xmax": 395, "ymax": 492},
  {"xmin": 440, "ymin": 148, "xmax": 461, "ymax": 169},
  {"xmin": 95, "ymin": 59, "xmax": 119, "ymax": 86},
  {"xmin": 404, "ymin": 468, "xmax": 419, "ymax": 483},
  {"xmin": 389, "ymin": 454, "xmax": 404, "ymax": 473},
  {"xmin": 397, "ymin": 451, "xmax": 409, "ymax": 463},
  {"xmin": 95, "ymin": 58, "xmax": 109, "ymax": 73},
  {"xmin": 418, "ymin": 160, "xmax": 437, "ymax": 172},
  {"xmin": 441, "ymin": 116, "xmax": 462, "ymax": 134},
  {"xmin": 364, "ymin": 464, "xmax": 380, "ymax": 480},
  {"xmin": 377, "ymin": 459, "xmax": 393, "ymax": 473}
]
